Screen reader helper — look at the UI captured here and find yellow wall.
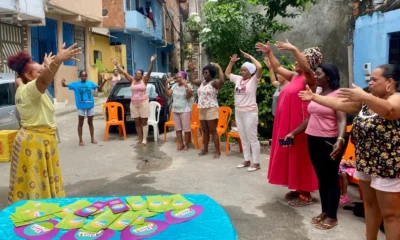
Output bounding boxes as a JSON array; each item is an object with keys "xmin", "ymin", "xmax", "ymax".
[{"xmin": 88, "ymin": 33, "xmax": 127, "ymax": 95}]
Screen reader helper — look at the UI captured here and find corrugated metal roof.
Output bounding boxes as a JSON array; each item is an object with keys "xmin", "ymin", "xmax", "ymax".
[{"xmin": 90, "ymin": 27, "xmax": 117, "ymax": 38}]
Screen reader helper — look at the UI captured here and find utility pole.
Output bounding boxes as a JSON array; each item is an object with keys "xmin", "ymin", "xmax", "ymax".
[{"xmin": 178, "ymin": 1, "xmax": 184, "ymax": 70}]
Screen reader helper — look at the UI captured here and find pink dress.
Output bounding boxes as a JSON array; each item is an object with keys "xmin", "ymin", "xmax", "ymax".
[{"xmin": 267, "ymin": 74, "xmax": 318, "ymax": 192}]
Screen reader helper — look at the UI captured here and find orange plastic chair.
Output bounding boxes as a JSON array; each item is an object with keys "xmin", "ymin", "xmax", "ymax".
[
  {"xmin": 226, "ymin": 131, "xmax": 243, "ymax": 156},
  {"xmin": 201, "ymin": 106, "xmax": 232, "ymax": 153},
  {"xmin": 191, "ymin": 103, "xmax": 201, "ymax": 149},
  {"xmin": 102, "ymin": 102, "xmax": 126, "ymax": 141},
  {"xmin": 164, "ymin": 109, "xmax": 174, "ymax": 141}
]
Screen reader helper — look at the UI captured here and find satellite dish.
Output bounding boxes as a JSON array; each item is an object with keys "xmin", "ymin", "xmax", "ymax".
[{"xmin": 102, "ymin": 8, "xmax": 108, "ymax": 16}]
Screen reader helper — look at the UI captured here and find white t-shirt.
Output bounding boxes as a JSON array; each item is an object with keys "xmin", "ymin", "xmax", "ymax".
[{"xmin": 229, "ymin": 74, "xmax": 260, "ymax": 112}]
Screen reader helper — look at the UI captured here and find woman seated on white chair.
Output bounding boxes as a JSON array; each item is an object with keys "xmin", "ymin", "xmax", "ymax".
[{"xmin": 165, "ymin": 71, "xmax": 193, "ymax": 151}]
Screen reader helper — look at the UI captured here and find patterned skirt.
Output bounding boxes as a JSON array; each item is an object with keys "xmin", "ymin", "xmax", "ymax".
[{"xmin": 8, "ymin": 127, "xmax": 65, "ymax": 204}]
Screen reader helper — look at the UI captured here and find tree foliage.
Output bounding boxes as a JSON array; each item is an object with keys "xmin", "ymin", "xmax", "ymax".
[{"xmin": 198, "ymin": 0, "xmax": 317, "ymax": 139}]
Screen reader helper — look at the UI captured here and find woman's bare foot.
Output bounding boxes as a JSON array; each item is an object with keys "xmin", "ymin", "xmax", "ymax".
[
  {"xmin": 183, "ymin": 146, "xmax": 189, "ymax": 151},
  {"xmin": 311, "ymin": 213, "xmax": 328, "ymax": 224},
  {"xmin": 198, "ymin": 150, "xmax": 208, "ymax": 156},
  {"xmin": 177, "ymin": 145, "xmax": 185, "ymax": 152},
  {"xmin": 213, "ymin": 152, "xmax": 221, "ymax": 159},
  {"xmin": 79, "ymin": 141, "xmax": 85, "ymax": 146},
  {"xmin": 91, "ymin": 139, "xmax": 98, "ymax": 144}
]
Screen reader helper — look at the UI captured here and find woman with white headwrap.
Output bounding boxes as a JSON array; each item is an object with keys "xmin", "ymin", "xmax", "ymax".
[{"xmin": 225, "ymin": 50, "xmax": 263, "ymax": 172}]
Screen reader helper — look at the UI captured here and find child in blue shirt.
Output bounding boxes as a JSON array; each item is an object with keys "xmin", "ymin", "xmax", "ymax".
[{"xmin": 62, "ymin": 70, "xmax": 106, "ymax": 146}]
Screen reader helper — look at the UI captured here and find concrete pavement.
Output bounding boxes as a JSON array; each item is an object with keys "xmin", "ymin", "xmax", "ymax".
[{"xmin": 0, "ymin": 100, "xmax": 384, "ymax": 239}]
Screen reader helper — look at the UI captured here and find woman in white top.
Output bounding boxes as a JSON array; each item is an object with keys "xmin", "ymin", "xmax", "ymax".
[
  {"xmin": 264, "ymin": 57, "xmax": 289, "ymax": 116},
  {"xmin": 189, "ymin": 62, "xmax": 224, "ymax": 158},
  {"xmin": 225, "ymin": 51, "xmax": 263, "ymax": 172}
]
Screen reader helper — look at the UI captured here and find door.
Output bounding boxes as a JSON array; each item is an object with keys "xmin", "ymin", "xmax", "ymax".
[
  {"xmin": 125, "ymin": 34, "xmax": 133, "ymax": 75},
  {"xmin": 74, "ymin": 26, "xmax": 86, "ymax": 74},
  {"xmin": 31, "ymin": 18, "xmax": 58, "ymax": 97},
  {"xmin": 0, "ymin": 82, "xmax": 18, "ymax": 130},
  {"xmin": 0, "ymin": 23, "xmax": 23, "ymax": 73}
]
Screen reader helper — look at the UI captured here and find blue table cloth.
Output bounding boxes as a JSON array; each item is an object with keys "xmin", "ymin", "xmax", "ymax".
[{"xmin": 0, "ymin": 194, "xmax": 237, "ymax": 240}]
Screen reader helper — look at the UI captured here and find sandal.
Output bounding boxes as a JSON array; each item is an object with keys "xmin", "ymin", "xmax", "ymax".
[
  {"xmin": 310, "ymin": 213, "xmax": 327, "ymax": 224},
  {"xmin": 237, "ymin": 161, "xmax": 251, "ymax": 168},
  {"xmin": 315, "ymin": 222, "xmax": 338, "ymax": 230},
  {"xmin": 339, "ymin": 195, "xmax": 350, "ymax": 205},
  {"xmin": 285, "ymin": 191, "xmax": 300, "ymax": 200},
  {"xmin": 288, "ymin": 194, "xmax": 313, "ymax": 208}
]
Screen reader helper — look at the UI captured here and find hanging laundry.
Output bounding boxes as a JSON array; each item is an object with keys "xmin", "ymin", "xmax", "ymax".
[
  {"xmin": 149, "ymin": 5, "xmax": 156, "ymax": 28},
  {"xmin": 147, "ymin": 17, "xmax": 151, "ymax": 29},
  {"xmin": 146, "ymin": 1, "xmax": 151, "ymax": 18}
]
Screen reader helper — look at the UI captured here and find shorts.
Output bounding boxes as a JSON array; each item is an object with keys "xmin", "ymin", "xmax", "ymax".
[
  {"xmin": 130, "ymin": 100, "xmax": 150, "ymax": 119},
  {"xmin": 199, "ymin": 107, "xmax": 219, "ymax": 121},
  {"xmin": 78, "ymin": 108, "xmax": 95, "ymax": 117},
  {"xmin": 354, "ymin": 171, "xmax": 400, "ymax": 193},
  {"xmin": 173, "ymin": 112, "xmax": 191, "ymax": 132}
]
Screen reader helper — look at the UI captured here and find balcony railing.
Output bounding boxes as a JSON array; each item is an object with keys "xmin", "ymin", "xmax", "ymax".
[{"xmin": 126, "ymin": 10, "xmax": 162, "ymax": 39}]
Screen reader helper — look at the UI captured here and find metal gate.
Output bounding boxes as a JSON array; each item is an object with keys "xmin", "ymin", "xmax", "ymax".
[
  {"xmin": 125, "ymin": 34, "xmax": 133, "ymax": 75},
  {"xmin": 0, "ymin": 23, "xmax": 23, "ymax": 73},
  {"xmin": 74, "ymin": 26, "xmax": 86, "ymax": 74}
]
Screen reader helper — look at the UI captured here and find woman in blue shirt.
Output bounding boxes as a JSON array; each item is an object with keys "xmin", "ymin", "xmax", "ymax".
[{"xmin": 61, "ymin": 71, "xmax": 106, "ymax": 146}]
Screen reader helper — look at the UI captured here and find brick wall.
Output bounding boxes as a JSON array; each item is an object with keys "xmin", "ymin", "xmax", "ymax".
[
  {"xmin": 165, "ymin": 0, "xmax": 183, "ymax": 72},
  {"xmin": 102, "ymin": 0, "xmax": 125, "ymax": 28}
]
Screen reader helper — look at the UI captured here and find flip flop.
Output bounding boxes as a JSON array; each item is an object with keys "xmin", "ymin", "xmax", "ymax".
[
  {"xmin": 310, "ymin": 216, "xmax": 326, "ymax": 224},
  {"xmin": 315, "ymin": 222, "xmax": 338, "ymax": 230}
]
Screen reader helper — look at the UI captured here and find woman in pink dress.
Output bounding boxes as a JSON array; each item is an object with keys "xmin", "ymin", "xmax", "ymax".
[{"xmin": 256, "ymin": 41, "xmax": 323, "ymax": 207}]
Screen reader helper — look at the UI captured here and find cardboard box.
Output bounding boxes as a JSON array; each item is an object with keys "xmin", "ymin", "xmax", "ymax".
[{"xmin": 0, "ymin": 130, "xmax": 19, "ymax": 162}]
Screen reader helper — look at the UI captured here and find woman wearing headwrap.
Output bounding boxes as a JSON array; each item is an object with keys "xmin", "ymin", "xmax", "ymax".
[
  {"xmin": 225, "ymin": 51, "xmax": 263, "ymax": 172},
  {"xmin": 256, "ymin": 40, "xmax": 323, "ymax": 207},
  {"xmin": 165, "ymin": 71, "xmax": 193, "ymax": 151}
]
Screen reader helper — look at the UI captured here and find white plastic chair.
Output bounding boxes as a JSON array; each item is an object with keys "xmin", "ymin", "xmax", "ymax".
[{"xmin": 148, "ymin": 101, "xmax": 161, "ymax": 142}]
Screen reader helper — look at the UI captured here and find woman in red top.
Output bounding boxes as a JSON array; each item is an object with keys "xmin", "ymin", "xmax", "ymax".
[{"xmin": 256, "ymin": 40, "xmax": 323, "ymax": 207}]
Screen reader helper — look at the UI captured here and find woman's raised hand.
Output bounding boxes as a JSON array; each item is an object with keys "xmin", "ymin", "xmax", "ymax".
[
  {"xmin": 230, "ymin": 54, "xmax": 240, "ymax": 63},
  {"xmin": 275, "ymin": 39, "xmax": 296, "ymax": 52},
  {"xmin": 43, "ymin": 52, "xmax": 55, "ymax": 66},
  {"xmin": 240, "ymin": 50, "xmax": 252, "ymax": 59},
  {"xmin": 57, "ymin": 43, "xmax": 81, "ymax": 62},
  {"xmin": 151, "ymin": 54, "xmax": 157, "ymax": 62},
  {"xmin": 110, "ymin": 57, "xmax": 119, "ymax": 66},
  {"xmin": 255, "ymin": 42, "xmax": 271, "ymax": 53}
]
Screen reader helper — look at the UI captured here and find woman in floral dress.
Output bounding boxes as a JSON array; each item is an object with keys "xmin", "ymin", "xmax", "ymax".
[
  {"xmin": 299, "ymin": 64, "xmax": 400, "ymax": 239},
  {"xmin": 189, "ymin": 62, "xmax": 224, "ymax": 158}
]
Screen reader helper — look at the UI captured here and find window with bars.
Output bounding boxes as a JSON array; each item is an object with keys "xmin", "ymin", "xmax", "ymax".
[{"xmin": 389, "ymin": 32, "xmax": 400, "ymax": 66}]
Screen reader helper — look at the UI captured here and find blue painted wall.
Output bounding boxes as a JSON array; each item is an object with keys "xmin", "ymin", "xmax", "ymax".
[
  {"xmin": 111, "ymin": 33, "xmax": 169, "ymax": 74},
  {"xmin": 353, "ymin": 9, "xmax": 400, "ymax": 88},
  {"xmin": 110, "ymin": 1, "xmax": 168, "ymax": 75},
  {"xmin": 125, "ymin": 0, "xmax": 162, "ymax": 39}
]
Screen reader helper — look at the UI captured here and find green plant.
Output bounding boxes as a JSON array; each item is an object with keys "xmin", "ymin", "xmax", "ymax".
[
  {"xmin": 185, "ymin": 13, "xmax": 202, "ymax": 33},
  {"xmin": 200, "ymin": 0, "xmax": 317, "ymax": 139}
]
